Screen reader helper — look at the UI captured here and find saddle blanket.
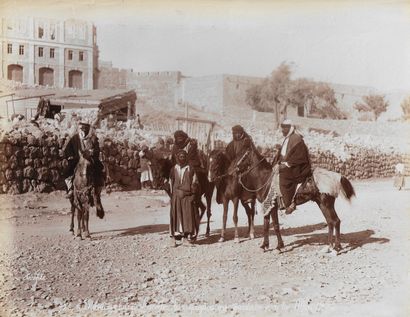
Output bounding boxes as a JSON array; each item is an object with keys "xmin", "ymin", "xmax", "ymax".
[{"xmin": 261, "ymin": 166, "xmax": 342, "ymax": 216}]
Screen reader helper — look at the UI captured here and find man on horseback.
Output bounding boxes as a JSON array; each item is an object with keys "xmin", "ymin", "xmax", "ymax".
[
  {"xmin": 171, "ymin": 130, "xmax": 207, "ymax": 212},
  {"xmin": 274, "ymin": 119, "xmax": 312, "ymax": 214},
  {"xmin": 225, "ymin": 125, "xmax": 257, "ymax": 168},
  {"xmin": 63, "ymin": 119, "xmax": 105, "ymax": 215}
]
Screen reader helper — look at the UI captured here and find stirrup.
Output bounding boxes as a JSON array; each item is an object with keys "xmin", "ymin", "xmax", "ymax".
[{"xmin": 285, "ymin": 202, "xmax": 296, "ymax": 215}]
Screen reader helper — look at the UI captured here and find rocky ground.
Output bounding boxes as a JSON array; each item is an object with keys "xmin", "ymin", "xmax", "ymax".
[{"xmin": 0, "ymin": 178, "xmax": 409, "ymax": 317}]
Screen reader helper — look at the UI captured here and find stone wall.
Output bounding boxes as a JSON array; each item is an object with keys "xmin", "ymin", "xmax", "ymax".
[
  {"xmin": 126, "ymin": 71, "xmax": 181, "ymax": 109},
  {"xmin": 1, "ymin": 123, "xmax": 409, "ymax": 195},
  {"xmin": 97, "ymin": 65, "xmax": 128, "ymax": 89},
  {"xmin": 223, "ymin": 75, "xmax": 264, "ymax": 111},
  {"xmin": 181, "ymin": 75, "xmax": 224, "ymax": 113}
]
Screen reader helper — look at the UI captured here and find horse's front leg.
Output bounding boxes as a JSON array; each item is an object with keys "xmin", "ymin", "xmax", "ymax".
[
  {"xmin": 76, "ymin": 206, "xmax": 83, "ymax": 239},
  {"xmin": 260, "ymin": 212, "xmax": 270, "ymax": 251},
  {"xmin": 232, "ymin": 198, "xmax": 239, "ymax": 243},
  {"xmin": 249, "ymin": 200, "xmax": 256, "ymax": 239},
  {"xmin": 271, "ymin": 205, "xmax": 284, "ymax": 250},
  {"xmin": 205, "ymin": 193, "xmax": 212, "ymax": 237},
  {"xmin": 69, "ymin": 198, "xmax": 75, "ymax": 234},
  {"xmin": 219, "ymin": 199, "xmax": 229, "ymax": 242},
  {"xmin": 83, "ymin": 205, "xmax": 91, "ymax": 239}
]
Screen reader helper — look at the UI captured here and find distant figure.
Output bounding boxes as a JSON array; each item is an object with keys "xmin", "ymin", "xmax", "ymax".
[
  {"xmin": 136, "ymin": 114, "xmax": 144, "ymax": 129},
  {"xmin": 138, "ymin": 145, "xmax": 153, "ymax": 189},
  {"xmin": 394, "ymin": 163, "xmax": 405, "ymax": 190},
  {"xmin": 33, "ymin": 97, "xmax": 51, "ymax": 120},
  {"xmin": 11, "ymin": 114, "xmax": 25, "ymax": 123}
]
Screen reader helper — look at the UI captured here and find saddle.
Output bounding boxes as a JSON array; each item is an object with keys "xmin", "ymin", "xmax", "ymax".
[{"xmin": 262, "ymin": 167, "xmax": 318, "ymax": 213}]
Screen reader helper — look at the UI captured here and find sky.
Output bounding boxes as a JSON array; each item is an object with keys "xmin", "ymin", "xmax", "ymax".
[{"xmin": 2, "ymin": 0, "xmax": 410, "ymax": 92}]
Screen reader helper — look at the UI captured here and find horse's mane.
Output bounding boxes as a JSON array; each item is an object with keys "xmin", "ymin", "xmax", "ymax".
[
  {"xmin": 250, "ymin": 148, "xmax": 272, "ymax": 170},
  {"xmin": 210, "ymin": 149, "xmax": 230, "ymax": 171}
]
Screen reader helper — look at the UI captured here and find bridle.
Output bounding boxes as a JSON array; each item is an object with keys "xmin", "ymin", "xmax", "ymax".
[
  {"xmin": 238, "ymin": 150, "xmax": 275, "ymax": 193},
  {"xmin": 210, "ymin": 149, "xmax": 251, "ymax": 182}
]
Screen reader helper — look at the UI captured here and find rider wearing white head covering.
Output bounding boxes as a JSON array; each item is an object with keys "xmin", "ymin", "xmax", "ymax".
[{"xmin": 276, "ymin": 118, "xmax": 312, "ymax": 214}]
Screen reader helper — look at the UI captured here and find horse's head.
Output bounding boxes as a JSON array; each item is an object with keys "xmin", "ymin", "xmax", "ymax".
[
  {"xmin": 150, "ymin": 155, "xmax": 173, "ymax": 189},
  {"xmin": 208, "ymin": 149, "xmax": 226, "ymax": 183},
  {"xmin": 235, "ymin": 148, "xmax": 267, "ymax": 174},
  {"xmin": 74, "ymin": 151, "xmax": 94, "ymax": 187}
]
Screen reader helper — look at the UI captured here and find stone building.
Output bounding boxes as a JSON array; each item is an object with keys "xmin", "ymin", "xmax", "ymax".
[
  {"xmin": 0, "ymin": 17, "xmax": 98, "ymax": 89},
  {"xmin": 96, "ymin": 60, "xmax": 128, "ymax": 89},
  {"xmin": 126, "ymin": 70, "xmax": 182, "ymax": 109}
]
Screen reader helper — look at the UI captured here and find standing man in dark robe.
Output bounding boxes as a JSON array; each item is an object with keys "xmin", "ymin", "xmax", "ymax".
[
  {"xmin": 274, "ymin": 119, "xmax": 312, "ymax": 214},
  {"xmin": 169, "ymin": 150, "xmax": 200, "ymax": 247},
  {"xmin": 63, "ymin": 120, "xmax": 105, "ymax": 217},
  {"xmin": 225, "ymin": 125, "xmax": 257, "ymax": 167},
  {"xmin": 171, "ymin": 130, "xmax": 206, "ymax": 212}
]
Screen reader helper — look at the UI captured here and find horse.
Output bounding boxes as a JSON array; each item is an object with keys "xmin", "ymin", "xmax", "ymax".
[
  {"xmin": 236, "ymin": 148, "xmax": 356, "ymax": 252},
  {"xmin": 151, "ymin": 150, "xmax": 215, "ymax": 237},
  {"xmin": 70, "ymin": 151, "xmax": 105, "ymax": 239},
  {"xmin": 208, "ymin": 149, "xmax": 256, "ymax": 243}
]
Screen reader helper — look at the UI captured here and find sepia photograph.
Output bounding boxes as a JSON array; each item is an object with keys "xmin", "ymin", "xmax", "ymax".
[{"xmin": 0, "ymin": 0, "xmax": 409, "ymax": 316}]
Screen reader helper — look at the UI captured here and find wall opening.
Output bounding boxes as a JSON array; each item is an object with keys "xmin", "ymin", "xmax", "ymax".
[
  {"xmin": 39, "ymin": 67, "xmax": 54, "ymax": 86},
  {"xmin": 68, "ymin": 70, "xmax": 82, "ymax": 89},
  {"xmin": 7, "ymin": 64, "xmax": 23, "ymax": 82}
]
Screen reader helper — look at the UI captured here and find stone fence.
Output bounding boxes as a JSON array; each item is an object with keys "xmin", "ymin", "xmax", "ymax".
[{"xmin": 1, "ymin": 127, "xmax": 409, "ymax": 195}]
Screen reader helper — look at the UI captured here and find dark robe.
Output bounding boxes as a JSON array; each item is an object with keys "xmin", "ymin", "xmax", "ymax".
[
  {"xmin": 171, "ymin": 138, "xmax": 202, "ymax": 169},
  {"xmin": 63, "ymin": 132, "xmax": 104, "ymax": 187},
  {"xmin": 169, "ymin": 165, "xmax": 199, "ymax": 236},
  {"xmin": 171, "ymin": 138, "xmax": 207, "ymax": 193},
  {"xmin": 225, "ymin": 132, "xmax": 258, "ymax": 165},
  {"xmin": 277, "ymin": 132, "xmax": 311, "ymax": 207}
]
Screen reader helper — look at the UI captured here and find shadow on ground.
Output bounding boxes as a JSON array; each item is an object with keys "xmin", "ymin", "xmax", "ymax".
[
  {"xmin": 195, "ymin": 222, "xmax": 328, "ymax": 245},
  {"xmin": 92, "ymin": 224, "xmax": 169, "ymax": 237},
  {"xmin": 281, "ymin": 229, "xmax": 389, "ymax": 254}
]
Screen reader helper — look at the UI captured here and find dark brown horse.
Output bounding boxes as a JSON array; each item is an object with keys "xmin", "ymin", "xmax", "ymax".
[
  {"xmin": 70, "ymin": 151, "xmax": 104, "ymax": 239},
  {"xmin": 236, "ymin": 148, "xmax": 355, "ymax": 252},
  {"xmin": 151, "ymin": 150, "xmax": 215, "ymax": 237},
  {"xmin": 208, "ymin": 149, "xmax": 256, "ymax": 242}
]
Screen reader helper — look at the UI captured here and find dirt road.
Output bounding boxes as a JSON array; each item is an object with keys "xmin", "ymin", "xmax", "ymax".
[{"xmin": 0, "ymin": 179, "xmax": 409, "ymax": 317}]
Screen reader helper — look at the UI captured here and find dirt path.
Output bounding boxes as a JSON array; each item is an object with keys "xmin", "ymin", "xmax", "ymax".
[{"xmin": 0, "ymin": 179, "xmax": 409, "ymax": 317}]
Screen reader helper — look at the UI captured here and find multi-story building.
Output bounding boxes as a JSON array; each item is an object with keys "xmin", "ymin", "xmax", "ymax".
[{"xmin": 0, "ymin": 17, "xmax": 98, "ymax": 89}]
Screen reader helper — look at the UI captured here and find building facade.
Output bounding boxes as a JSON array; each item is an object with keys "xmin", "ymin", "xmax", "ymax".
[{"xmin": 0, "ymin": 17, "xmax": 98, "ymax": 89}]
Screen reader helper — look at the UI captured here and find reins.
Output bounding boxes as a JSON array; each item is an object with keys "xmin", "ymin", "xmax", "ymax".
[
  {"xmin": 239, "ymin": 168, "xmax": 274, "ymax": 193},
  {"xmin": 238, "ymin": 152, "xmax": 274, "ymax": 193}
]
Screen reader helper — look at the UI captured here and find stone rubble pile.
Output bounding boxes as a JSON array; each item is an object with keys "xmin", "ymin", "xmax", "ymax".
[{"xmin": 0, "ymin": 116, "xmax": 409, "ymax": 195}]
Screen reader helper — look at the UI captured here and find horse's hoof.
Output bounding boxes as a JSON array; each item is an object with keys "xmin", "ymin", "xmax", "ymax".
[
  {"xmin": 218, "ymin": 237, "xmax": 225, "ymax": 243},
  {"xmin": 320, "ymin": 246, "xmax": 331, "ymax": 254},
  {"xmin": 334, "ymin": 244, "xmax": 342, "ymax": 252},
  {"xmin": 278, "ymin": 242, "xmax": 285, "ymax": 249},
  {"xmin": 69, "ymin": 227, "xmax": 74, "ymax": 232},
  {"xmin": 249, "ymin": 233, "xmax": 255, "ymax": 240},
  {"xmin": 234, "ymin": 237, "xmax": 240, "ymax": 243},
  {"xmin": 260, "ymin": 243, "xmax": 269, "ymax": 251},
  {"xmin": 205, "ymin": 232, "xmax": 210, "ymax": 238},
  {"xmin": 273, "ymin": 248, "xmax": 281, "ymax": 255}
]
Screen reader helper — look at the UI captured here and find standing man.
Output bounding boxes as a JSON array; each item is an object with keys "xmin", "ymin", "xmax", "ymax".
[
  {"xmin": 169, "ymin": 150, "xmax": 200, "ymax": 247},
  {"xmin": 63, "ymin": 119, "xmax": 105, "ymax": 217},
  {"xmin": 171, "ymin": 130, "xmax": 206, "ymax": 212},
  {"xmin": 275, "ymin": 119, "xmax": 311, "ymax": 214}
]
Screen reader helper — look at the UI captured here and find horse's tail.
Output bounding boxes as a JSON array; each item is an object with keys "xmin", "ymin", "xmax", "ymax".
[{"xmin": 340, "ymin": 176, "xmax": 356, "ymax": 201}]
